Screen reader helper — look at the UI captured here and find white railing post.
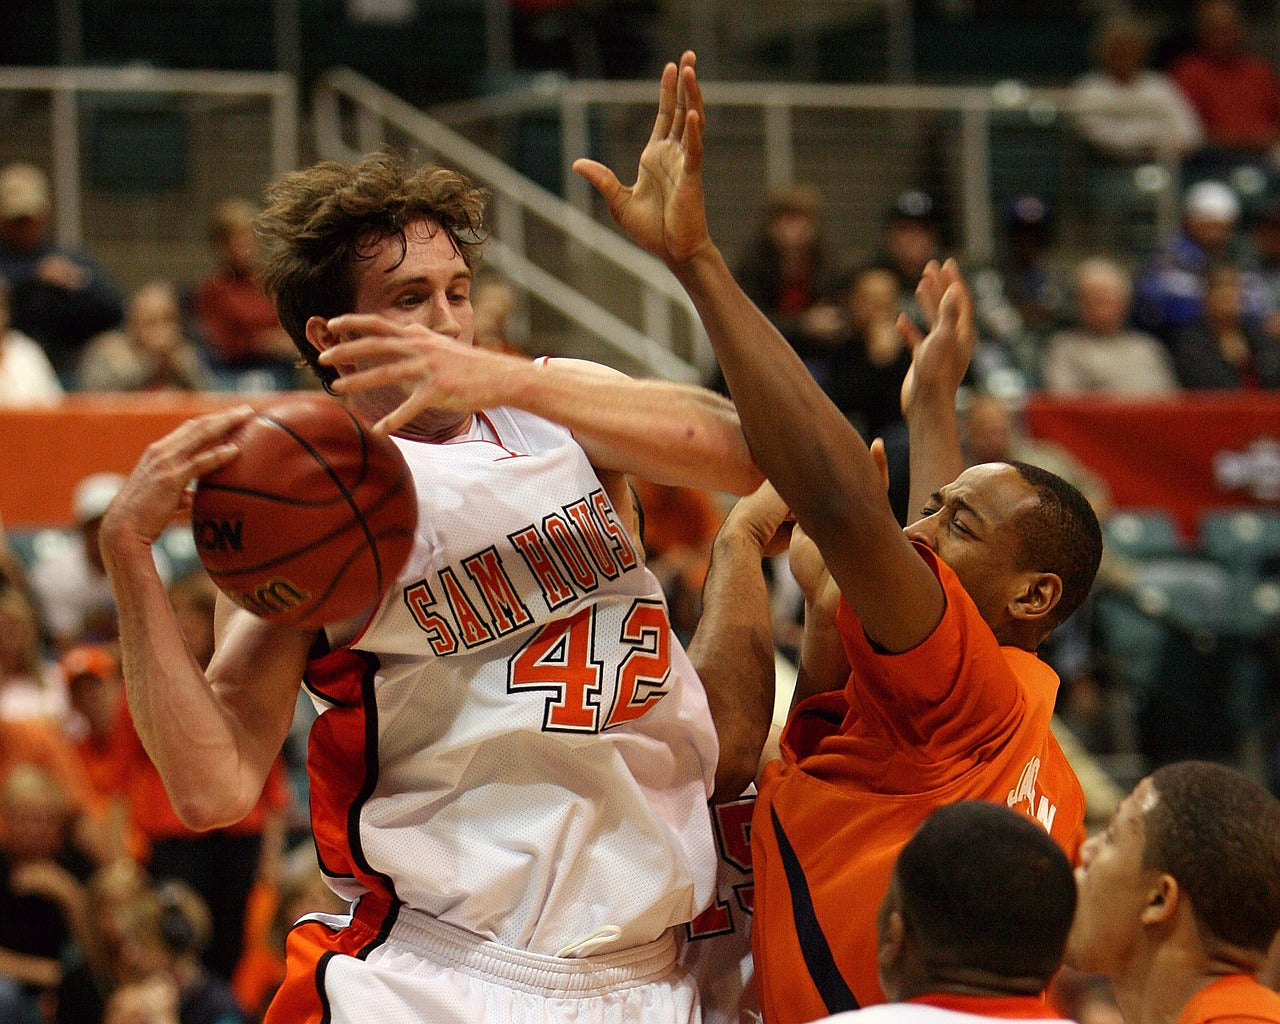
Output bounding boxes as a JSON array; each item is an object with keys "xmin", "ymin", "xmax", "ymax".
[
  {"xmin": 763, "ymin": 101, "xmax": 794, "ymax": 188},
  {"xmin": 50, "ymin": 75, "xmax": 82, "ymax": 247},
  {"xmin": 561, "ymin": 93, "xmax": 592, "ymax": 215},
  {"xmin": 959, "ymin": 100, "xmax": 994, "ymax": 264}
]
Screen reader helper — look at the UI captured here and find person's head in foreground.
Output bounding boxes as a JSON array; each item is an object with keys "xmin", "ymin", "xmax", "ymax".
[
  {"xmin": 1067, "ymin": 761, "xmax": 1280, "ymax": 999},
  {"xmin": 255, "ymin": 150, "xmax": 487, "ymax": 430},
  {"xmin": 905, "ymin": 460, "xmax": 1102, "ymax": 651},
  {"xmin": 877, "ymin": 800, "xmax": 1077, "ymax": 1002}
]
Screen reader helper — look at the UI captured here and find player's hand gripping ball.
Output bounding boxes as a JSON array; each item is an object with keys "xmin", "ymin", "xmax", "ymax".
[{"xmin": 192, "ymin": 395, "xmax": 417, "ymax": 628}]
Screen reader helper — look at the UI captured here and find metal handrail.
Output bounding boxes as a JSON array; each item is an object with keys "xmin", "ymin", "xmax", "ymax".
[
  {"xmin": 432, "ymin": 77, "xmax": 1187, "ymax": 261},
  {"xmin": 0, "ymin": 65, "xmax": 297, "ymax": 248},
  {"xmin": 312, "ymin": 67, "xmax": 709, "ymax": 381}
]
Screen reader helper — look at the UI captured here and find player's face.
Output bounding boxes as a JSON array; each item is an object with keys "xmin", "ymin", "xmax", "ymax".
[
  {"xmin": 1065, "ymin": 777, "xmax": 1160, "ymax": 977},
  {"xmin": 904, "ymin": 463, "xmax": 1039, "ymax": 637},
  {"xmin": 352, "ymin": 219, "xmax": 475, "ymax": 345}
]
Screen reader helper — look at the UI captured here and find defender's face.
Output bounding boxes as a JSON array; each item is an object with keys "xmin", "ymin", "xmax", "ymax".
[
  {"xmin": 1065, "ymin": 777, "xmax": 1159, "ymax": 976},
  {"xmin": 903, "ymin": 463, "xmax": 1040, "ymax": 633}
]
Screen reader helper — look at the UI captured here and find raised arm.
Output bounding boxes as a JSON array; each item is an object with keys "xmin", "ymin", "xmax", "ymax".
[
  {"xmin": 897, "ymin": 259, "xmax": 975, "ymax": 524},
  {"xmin": 318, "ymin": 322, "xmax": 762, "ymax": 496},
  {"xmin": 687, "ymin": 482, "xmax": 789, "ymax": 798},
  {"xmin": 574, "ymin": 53, "xmax": 943, "ymax": 653},
  {"xmin": 99, "ymin": 408, "xmax": 311, "ymax": 829}
]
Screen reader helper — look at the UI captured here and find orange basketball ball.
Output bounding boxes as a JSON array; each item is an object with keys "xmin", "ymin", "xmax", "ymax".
[{"xmin": 192, "ymin": 395, "xmax": 417, "ymax": 628}]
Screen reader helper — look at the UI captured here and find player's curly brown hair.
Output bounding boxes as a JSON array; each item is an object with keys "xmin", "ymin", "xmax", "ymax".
[{"xmin": 255, "ymin": 151, "xmax": 488, "ymax": 389}]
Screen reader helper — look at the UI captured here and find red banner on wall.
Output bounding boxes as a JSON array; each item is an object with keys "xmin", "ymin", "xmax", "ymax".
[{"xmin": 1024, "ymin": 393, "xmax": 1280, "ymax": 540}]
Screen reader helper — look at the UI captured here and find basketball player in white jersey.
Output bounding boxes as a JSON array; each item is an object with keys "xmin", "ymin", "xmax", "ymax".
[{"xmin": 98, "ymin": 149, "xmax": 765, "ymax": 1024}]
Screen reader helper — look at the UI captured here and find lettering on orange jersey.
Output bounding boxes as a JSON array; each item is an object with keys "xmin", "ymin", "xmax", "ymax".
[{"xmin": 1007, "ymin": 756, "xmax": 1058, "ymax": 834}]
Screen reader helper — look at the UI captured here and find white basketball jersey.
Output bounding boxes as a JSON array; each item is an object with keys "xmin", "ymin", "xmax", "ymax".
[{"xmin": 305, "ymin": 406, "xmax": 719, "ymax": 958}]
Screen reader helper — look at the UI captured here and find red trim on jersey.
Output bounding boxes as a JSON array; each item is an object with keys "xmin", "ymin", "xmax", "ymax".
[
  {"xmin": 263, "ymin": 898, "xmax": 399, "ymax": 1024},
  {"xmin": 304, "ymin": 648, "xmax": 398, "ymax": 904},
  {"xmin": 910, "ymin": 993, "xmax": 1061, "ymax": 1019}
]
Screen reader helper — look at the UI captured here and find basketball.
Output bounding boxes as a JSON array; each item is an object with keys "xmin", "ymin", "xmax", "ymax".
[{"xmin": 191, "ymin": 394, "xmax": 417, "ymax": 628}]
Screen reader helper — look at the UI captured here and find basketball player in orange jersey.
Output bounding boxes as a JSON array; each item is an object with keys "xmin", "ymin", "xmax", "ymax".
[
  {"xmin": 1067, "ymin": 761, "xmax": 1280, "ymax": 1024},
  {"xmin": 97, "ymin": 149, "xmax": 768, "ymax": 1024},
  {"xmin": 570, "ymin": 52, "xmax": 1103, "ymax": 1022}
]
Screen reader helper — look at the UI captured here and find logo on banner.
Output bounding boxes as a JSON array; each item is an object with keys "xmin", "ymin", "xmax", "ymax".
[{"xmin": 1214, "ymin": 437, "xmax": 1280, "ymax": 502}]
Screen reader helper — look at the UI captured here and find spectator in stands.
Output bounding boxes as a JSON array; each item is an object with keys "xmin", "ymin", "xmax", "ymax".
[
  {"xmin": 832, "ymin": 266, "xmax": 911, "ymax": 444},
  {"xmin": 870, "ymin": 189, "xmax": 943, "ymax": 298},
  {"xmin": 1169, "ymin": 0, "xmax": 1280, "ymax": 193},
  {"xmin": 0, "ymin": 163, "xmax": 124, "ymax": 384},
  {"xmin": 192, "ymin": 198, "xmax": 298, "ymax": 391},
  {"xmin": 0, "ymin": 582, "xmax": 64, "ymax": 723},
  {"xmin": 734, "ymin": 182, "xmax": 845, "ymax": 380},
  {"xmin": 1042, "ymin": 257, "xmax": 1179, "ymax": 396},
  {"xmin": 29, "ymin": 472, "xmax": 171, "ymax": 653},
  {"xmin": 1071, "ymin": 15, "xmax": 1204, "ymax": 252},
  {"xmin": 112, "ymin": 882, "xmax": 248, "ymax": 1024},
  {"xmin": 1249, "ymin": 201, "xmax": 1280, "ymax": 335},
  {"xmin": 971, "ymin": 195, "xmax": 1069, "ymax": 385},
  {"xmin": 0, "ymin": 765, "xmax": 93, "ymax": 1023},
  {"xmin": 59, "ymin": 645, "xmax": 134, "ymax": 859},
  {"xmin": 77, "ymin": 281, "xmax": 215, "ymax": 393},
  {"xmin": 1173, "ymin": 263, "xmax": 1280, "ymax": 389},
  {"xmin": 1066, "ymin": 760, "xmax": 1280, "ymax": 1024},
  {"xmin": 815, "ymin": 800, "xmax": 1077, "ymax": 1023},
  {"xmin": 0, "ymin": 274, "xmax": 62, "ymax": 407},
  {"xmin": 1136, "ymin": 180, "xmax": 1270, "ymax": 343},
  {"xmin": 471, "ymin": 273, "xmax": 528, "ymax": 355}
]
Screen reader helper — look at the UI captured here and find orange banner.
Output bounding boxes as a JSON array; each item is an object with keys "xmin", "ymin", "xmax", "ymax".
[{"xmin": 2, "ymin": 394, "xmax": 258, "ymax": 528}]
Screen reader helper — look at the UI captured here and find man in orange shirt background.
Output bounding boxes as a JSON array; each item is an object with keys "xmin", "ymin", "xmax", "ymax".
[{"xmin": 1067, "ymin": 760, "xmax": 1280, "ymax": 1024}]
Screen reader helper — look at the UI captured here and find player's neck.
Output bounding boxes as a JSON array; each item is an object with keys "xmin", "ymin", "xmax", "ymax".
[{"xmin": 397, "ymin": 411, "xmax": 474, "ymax": 443}]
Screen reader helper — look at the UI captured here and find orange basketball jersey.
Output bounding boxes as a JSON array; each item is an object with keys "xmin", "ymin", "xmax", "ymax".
[
  {"xmin": 751, "ymin": 545, "xmax": 1085, "ymax": 1024},
  {"xmin": 1177, "ymin": 974, "xmax": 1280, "ymax": 1024}
]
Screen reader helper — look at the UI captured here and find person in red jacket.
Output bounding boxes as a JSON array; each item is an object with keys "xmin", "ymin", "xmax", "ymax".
[{"xmin": 1067, "ymin": 760, "xmax": 1280, "ymax": 1024}]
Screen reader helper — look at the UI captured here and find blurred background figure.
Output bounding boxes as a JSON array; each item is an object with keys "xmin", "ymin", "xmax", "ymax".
[
  {"xmin": 1173, "ymin": 264, "xmax": 1280, "ymax": 389},
  {"xmin": 1170, "ymin": 0, "xmax": 1280, "ymax": 206},
  {"xmin": 0, "ymin": 163, "xmax": 124, "ymax": 386},
  {"xmin": 869, "ymin": 188, "xmax": 943, "ymax": 298},
  {"xmin": 0, "ymin": 275, "xmax": 62, "ymax": 407},
  {"xmin": 0, "ymin": 581, "xmax": 63, "ymax": 723},
  {"xmin": 831, "ymin": 266, "xmax": 910, "ymax": 445},
  {"xmin": 1071, "ymin": 15, "xmax": 1204, "ymax": 254},
  {"xmin": 971, "ymin": 194, "xmax": 1070, "ymax": 387},
  {"xmin": 77, "ymin": 281, "xmax": 215, "ymax": 393},
  {"xmin": 470, "ymin": 273, "xmax": 528, "ymax": 355},
  {"xmin": 734, "ymin": 181, "xmax": 845, "ymax": 375},
  {"xmin": 192, "ymin": 198, "xmax": 299, "ymax": 391},
  {"xmin": 28, "ymin": 472, "xmax": 171, "ymax": 653},
  {"xmin": 1043, "ymin": 257, "xmax": 1179, "ymax": 396},
  {"xmin": 1136, "ymin": 180, "xmax": 1270, "ymax": 345}
]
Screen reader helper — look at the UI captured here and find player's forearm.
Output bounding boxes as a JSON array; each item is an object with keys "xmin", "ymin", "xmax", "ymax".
[
  {"xmin": 510, "ymin": 360, "xmax": 762, "ymax": 495},
  {"xmin": 671, "ymin": 246, "xmax": 886, "ymax": 544},
  {"xmin": 905, "ymin": 395, "xmax": 964, "ymax": 526},
  {"xmin": 688, "ymin": 525, "xmax": 775, "ymax": 799},
  {"xmin": 102, "ymin": 540, "xmax": 264, "ymax": 828}
]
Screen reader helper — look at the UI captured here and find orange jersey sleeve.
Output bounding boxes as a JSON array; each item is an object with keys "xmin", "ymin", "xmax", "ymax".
[
  {"xmin": 751, "ymin": 547, "xmax": 1085, "ymax": 1024},
  {"xmin": 1177, "ymin": 975, "xmax": 1280, "ymax": 1024}
]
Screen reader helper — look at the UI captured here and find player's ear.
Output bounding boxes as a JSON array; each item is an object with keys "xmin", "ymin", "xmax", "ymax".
[
  {"xmin": 304, "ymin": 316, "xmax": 335, "ymax": 355},
  {"xmin": 1141, "ymin": 873, "xmax": 1179, "ymax": 926},
  {"xmin": 1009, "ymin": 571, "xmax": 1062, "ymax": 624}
]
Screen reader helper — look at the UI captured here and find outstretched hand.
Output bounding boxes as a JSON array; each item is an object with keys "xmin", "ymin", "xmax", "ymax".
[
  {"xmin": 572, "ymin": 51, "xmax": 713, "ymax": 268},
  {"xmin": 898, "ymin": 258, "xmax": 975, "ymax": 414}
]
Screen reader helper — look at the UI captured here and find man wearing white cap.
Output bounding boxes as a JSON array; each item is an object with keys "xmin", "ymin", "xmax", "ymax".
[
  {"xmin": 1135, "ymin": 179, "xmax": 1271, "ymax": 343},
  {"xmin": 28, "ymin": 472, "xmax": 170, "ymax": 651},
  {"xmin": 0, "ymin": 162, "xmax": 124, "ymax": 383}
]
